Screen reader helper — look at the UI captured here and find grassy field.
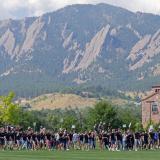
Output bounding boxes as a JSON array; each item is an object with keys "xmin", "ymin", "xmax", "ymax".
[{"xmin": 0, "ymin": 150, "xmax": 160, "ymax": 160}]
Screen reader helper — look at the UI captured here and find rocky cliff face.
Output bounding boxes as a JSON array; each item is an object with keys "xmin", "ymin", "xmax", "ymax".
[{"xmin": 1, "ymin": 3, "xmax": 160, "ymax": 95}]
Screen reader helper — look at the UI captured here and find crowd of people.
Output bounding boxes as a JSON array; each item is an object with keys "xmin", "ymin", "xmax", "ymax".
[{"xmin": 0, "ymin": 126, "xmax": 160, "ymax": 152}]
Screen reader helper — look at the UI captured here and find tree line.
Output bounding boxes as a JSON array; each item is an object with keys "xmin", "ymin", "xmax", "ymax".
[{"xmin": 0, "ymin": 92, "xmax": 144, "ymax": 131}]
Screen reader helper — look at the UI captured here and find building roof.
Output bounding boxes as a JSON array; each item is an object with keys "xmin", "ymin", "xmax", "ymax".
[
  {"xmin": 141, "ymin": 92, "xmax": 157, "ymax": 101},
  {"xmin": 152, "ymin": 85, "xmax": 160, "ymax": 88}
]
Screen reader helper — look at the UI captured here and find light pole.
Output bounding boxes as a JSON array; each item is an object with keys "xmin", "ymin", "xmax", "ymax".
[
  {"xmin": 60, "ymin": 118, "xmax": 63, "ymax": 129},
  {"xmin": 33, "ymin": 122, "xmax": 36, "ymax": 132}
]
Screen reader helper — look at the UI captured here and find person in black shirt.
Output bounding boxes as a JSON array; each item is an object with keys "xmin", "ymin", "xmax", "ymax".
[
  {"xmin": 31, "ymin": 133, "xmax": 36, "ymax": 150},
  {"xmin": 4, "ymin": 132, "xmax": 8, "ymax": 150},
  {"xmin": 98, "ymin": 132, "xmax": 103, "ymax": 150},
  {"xmin": 103, "ymin": 132, "xmax": 110, "ymax": 150},
  {"xmin": 50, "ymin": 133, "xmax": 56, "ymax": 150},
  {"xmin": 68, "ymin": 132, "xmax": 73, "ymax": 149},
  {"xmin": 110, "ymin": 129, "xmax": 116, "ymax": 151},
  {"xmin": 59, "ymin": 132, "xmax": 64, "ymax": 150},
  {"xmin": 134, "ymin": 131, "xmax": 141, "ymax": 151},
  {"xmin": 88, "ymin": 132, "xmax": 92, "ymax": 149},
  {"xmin": 79, "ymin": 133, "xmax": 84, "ymax": 150},
  {"xmin": 126, "ymin": 131, "xmax": 134, "ymax": 151},
  {"xmin": 62, "ymin": 132, "xmax": 68, "ymax": 151},
  {"xmin": 27, "ymin": 133, "xmax": 32, "ymax": 149},
  {"xmin": 40, "ymin": 132, "xmax": 45, "ymax": 149},
  {"xmin": 36, "ymin": 133, "xmax": 41, "ymax": 149},
  {"xmin": 84, "ymin": 132, "xmax": 89, "ymax": 151},
  {"xmin": 15, "ymin": 131, "xmax": 21, "ymax": 150},
  {"xmin": 22, "ymin": 132, "xmax": 28, "ymax": 150},
  {"xmin": 45, "ymin": 132, "xmax": 51, "ymax": 150},
  {"xmin": 5, "ymin": 132, "xmax": 10, "ymax": 149},
  {"xmin": 158, "ymin": 130, "xmax": 160, "ymax": 149},
  {"xmin": 91, "ymin": 132, "xmax": 96, "ymax": 149},
  {"xmin": 0, "ymin": 132, "xmax": 5, "ymax": 150},
  {"xmin": 116, "ymin": 129, "xmax": 122, "ymax": 151},
  {"xmin": 149, "ymin": 131, "xmax": 155, "ymax": 149},
  {"xmin": 143, "ymin": 131, "xmax": 149, "ymax": 150}
]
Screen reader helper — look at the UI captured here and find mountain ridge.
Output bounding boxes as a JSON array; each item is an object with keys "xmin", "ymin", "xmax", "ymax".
[{"xmin": 1, "ymin": 3, "xmax": 160, "ymax": 96}]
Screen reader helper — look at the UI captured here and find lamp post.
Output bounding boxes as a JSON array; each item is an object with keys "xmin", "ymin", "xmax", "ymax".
[
  {"xmin": 33, "ymin": 122, "xmax": 36, "ymax": 132},
  {"xmin": 146, "ymin": 100, "xmax": 155, "ymax": 125},
  {"xmin": 60, "ymin": 118, "xmax": 63, "ymax": 129}
]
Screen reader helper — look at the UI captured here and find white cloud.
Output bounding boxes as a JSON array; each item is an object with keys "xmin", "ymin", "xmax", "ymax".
[{"xmin": 0, "ymin": 0, "xmax": 160, "ymax": 20}]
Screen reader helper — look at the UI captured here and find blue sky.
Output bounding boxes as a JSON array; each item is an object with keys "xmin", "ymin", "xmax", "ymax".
[{"xmin": 0, "ymin": 0, "xmax": 160, "ymax": 20}]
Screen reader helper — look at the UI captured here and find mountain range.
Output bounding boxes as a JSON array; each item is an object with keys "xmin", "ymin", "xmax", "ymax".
[{"xmin": 1, "ymin": 3, "xmax": 160, "ymax": 97}]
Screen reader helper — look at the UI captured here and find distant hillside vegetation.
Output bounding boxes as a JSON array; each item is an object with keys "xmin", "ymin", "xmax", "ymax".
[
  {"xmin": 17, "ymin": 92, "xmax": 135, "ymax": 110},
  {"xmin": 18, "ymin": 93, "xmax": 97, "ymax": 110}
]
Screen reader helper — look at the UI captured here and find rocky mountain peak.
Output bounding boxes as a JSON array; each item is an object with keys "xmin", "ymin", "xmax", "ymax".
[{"xmin": 1, "ymin": 3, "xmax": 160, "ymax": 95}]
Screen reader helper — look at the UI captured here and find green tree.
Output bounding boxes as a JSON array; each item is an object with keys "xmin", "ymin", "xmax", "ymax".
[
  {"xmin": 117, "ymin": 105, "xmax": 141, "ymax": 130},
  {"xmin": 46, "ymin": 114, "xmax": 60, "ymax": 130},
  {"xmin": 88, "ymin": 101, "xmax": 118, "ymax": 129},
  {"xmin": 61, "ymin": 115, "xmax": 78, "ymax": 131},
  {"xmin": 0, "ymin": 92, "xmax": 21, "ymax": 125}
]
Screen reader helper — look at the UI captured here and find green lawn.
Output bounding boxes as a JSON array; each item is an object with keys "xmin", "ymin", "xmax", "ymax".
[{"xmin": 0, "ymin": 150, "xmax": 160, "ymax": 160}]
